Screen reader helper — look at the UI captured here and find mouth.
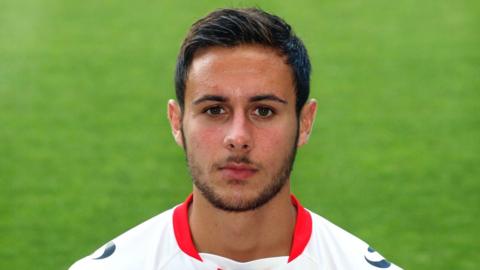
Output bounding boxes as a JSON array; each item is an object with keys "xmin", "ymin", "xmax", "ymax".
[{"xmin": 219, "ymin": 163, "xmax": 258, "ymax": 180}]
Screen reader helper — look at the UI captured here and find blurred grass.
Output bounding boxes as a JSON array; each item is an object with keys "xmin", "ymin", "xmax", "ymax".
[{"xmin": 0, "ymin": 0, "xmax": 479, "ymax": 269}]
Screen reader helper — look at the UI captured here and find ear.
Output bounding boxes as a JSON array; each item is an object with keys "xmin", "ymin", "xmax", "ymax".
[
  {"xmin": 167, "ymin": 99, "xmax": 184, "ymax": 148},
  {"xmin": 297, "ymin": 99, "xmax": 317, "ymax": 147}
]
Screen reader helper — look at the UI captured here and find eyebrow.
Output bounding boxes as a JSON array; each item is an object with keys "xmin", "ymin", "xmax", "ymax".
[
  {"xmin": 193, "ymin": 95, "xmax": 227, "ymax": 105},
  {"xmin": 192, "ymin": 94, "xmax": 288, "ymax": 105},
  {"xmin": 249, "ymin": 94, "xmax": 288, "ymax": 104}
]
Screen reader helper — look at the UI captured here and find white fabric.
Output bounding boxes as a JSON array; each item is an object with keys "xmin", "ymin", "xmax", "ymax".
[
  {"xmin": 69, "ymin": 205, "xmax": 402, "ymax": 270},
  {"xmin": 200, "ymin": 253, "xmax": 287, "ymax": 270}
]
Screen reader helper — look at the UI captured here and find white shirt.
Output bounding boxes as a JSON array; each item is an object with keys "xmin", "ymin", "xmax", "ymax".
[{"xmin": 70, "ymin": 194, "xmax": 402, "ymax": 270}]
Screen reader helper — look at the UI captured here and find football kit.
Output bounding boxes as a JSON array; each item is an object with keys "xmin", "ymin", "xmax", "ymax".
[{"xmin": 70, "ymin": 194, "xmax": 402, "ymax": 270}]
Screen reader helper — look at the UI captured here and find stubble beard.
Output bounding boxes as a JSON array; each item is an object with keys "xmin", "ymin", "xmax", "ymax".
[{"xmin": 181, "ymin": 125, "xmax": 299, "ymax": 212}]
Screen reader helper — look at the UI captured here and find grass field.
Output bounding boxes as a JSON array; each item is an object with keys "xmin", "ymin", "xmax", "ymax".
[{"xmin": 1, "ymin": 0, "xmax": 479, "ymax": 269}]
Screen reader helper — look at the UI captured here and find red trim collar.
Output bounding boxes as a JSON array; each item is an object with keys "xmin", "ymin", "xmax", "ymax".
[{"xmin": 172, "ymin": 194, "xmax": 312, "ymax": 263}]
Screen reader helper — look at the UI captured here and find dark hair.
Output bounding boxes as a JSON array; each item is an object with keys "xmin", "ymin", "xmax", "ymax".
[{"xmin": 175, "ymin": 8, "xmax": 311, "ymax": 115}]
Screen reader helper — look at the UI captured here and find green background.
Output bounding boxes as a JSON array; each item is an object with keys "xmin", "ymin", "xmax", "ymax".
[{"xmin": 1, "ymin": 0, "xmax": 479, "ymax": 269}]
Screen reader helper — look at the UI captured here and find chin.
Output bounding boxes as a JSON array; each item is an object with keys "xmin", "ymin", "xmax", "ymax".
[{"xmin": 211, "ymin": 188, "xmax": 275, "ymax": 212}]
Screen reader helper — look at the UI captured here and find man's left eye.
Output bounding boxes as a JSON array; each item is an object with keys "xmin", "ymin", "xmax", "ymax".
[{"xmin": 254, "ymin": 107, "xmax": 274, "ymax": 117}]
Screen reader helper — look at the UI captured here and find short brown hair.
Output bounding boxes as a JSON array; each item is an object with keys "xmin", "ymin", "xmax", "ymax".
[{"xmin": 174, "ymin": 8, "xmax": 311, "ymax": 115}]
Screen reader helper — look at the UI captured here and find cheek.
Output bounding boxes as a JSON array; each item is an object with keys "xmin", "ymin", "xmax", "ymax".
[
  {"xmin": 255, "ymin": 123, "xmax": 297, "ymax": 156},
  {"xmin": 186, "ymin": 124, "xmax": 224, "ymax": 153}
]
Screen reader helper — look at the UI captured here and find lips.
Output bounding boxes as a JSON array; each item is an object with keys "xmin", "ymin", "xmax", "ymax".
[{"xmin": 219, "ymin": 163, "xmax": 258, "ymax": 180}]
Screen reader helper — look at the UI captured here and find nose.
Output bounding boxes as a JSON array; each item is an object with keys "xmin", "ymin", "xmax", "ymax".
[{"xmin": 223, "ymin": 112, "xmax": 253, "ymax": 152}]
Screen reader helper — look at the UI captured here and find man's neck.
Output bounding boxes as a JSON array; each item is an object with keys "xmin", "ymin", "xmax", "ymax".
[{"xmin": 188, "ymin": 185, "xmax": 296, "ymax": 262}]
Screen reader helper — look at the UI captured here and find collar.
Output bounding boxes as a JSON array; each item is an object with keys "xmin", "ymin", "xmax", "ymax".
[{"xmin": 172, "ymin": 194, "xmax": 312, "ymax": 263}]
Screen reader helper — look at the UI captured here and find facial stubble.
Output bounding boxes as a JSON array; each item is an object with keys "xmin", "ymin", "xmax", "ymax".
[{"xmin": 181, "ymin": 123, "xmax": 299, "ymax": 212}]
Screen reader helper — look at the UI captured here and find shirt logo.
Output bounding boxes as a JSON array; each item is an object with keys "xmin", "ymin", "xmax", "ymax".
[
  {"xmin": 364, "ymin": 246, "xmax": 391, "ymax": 268},
  {"xmin": 93, "ymin": 241, "xmax": 116, "ymax": 260}
]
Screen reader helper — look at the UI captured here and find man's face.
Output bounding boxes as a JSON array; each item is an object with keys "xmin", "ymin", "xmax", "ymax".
[{"xmin": 168, "ymin": 45, "xmax": 315, "ymax": 212}]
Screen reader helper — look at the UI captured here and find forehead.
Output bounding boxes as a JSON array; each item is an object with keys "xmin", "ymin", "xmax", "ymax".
[{"xmin": 185, "ymin": 45, "xmax": 295, "ymax": 103}]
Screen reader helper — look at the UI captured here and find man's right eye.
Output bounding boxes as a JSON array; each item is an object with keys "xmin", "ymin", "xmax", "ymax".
[{"xmin": 204, "ymin": 106, "xmax": 225, "ymax": 116}]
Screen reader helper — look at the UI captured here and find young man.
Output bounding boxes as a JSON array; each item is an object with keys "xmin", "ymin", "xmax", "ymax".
[{"xmin": 70, "ymin": 8, "xmax": 401, "ymax": 270}]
